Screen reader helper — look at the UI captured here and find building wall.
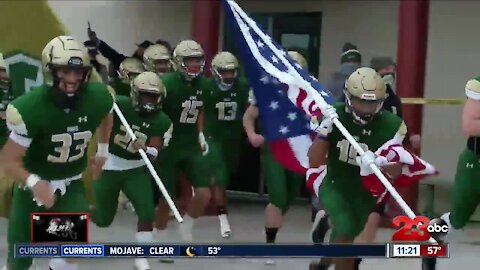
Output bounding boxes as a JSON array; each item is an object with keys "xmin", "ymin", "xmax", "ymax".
[{"xmin": 48, "ymin": 0, "xmax": 192, "ymax": 64}]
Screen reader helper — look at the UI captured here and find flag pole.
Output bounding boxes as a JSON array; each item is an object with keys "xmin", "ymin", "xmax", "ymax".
[
  {"xmin": 227, "ymin": 0, "xmax": 437, "ymax": 244},
  {"xmin": 113, "ymin": 104, "xmax": 183, "ymax": 223}
]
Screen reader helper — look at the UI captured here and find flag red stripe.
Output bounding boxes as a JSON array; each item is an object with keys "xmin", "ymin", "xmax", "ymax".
[{"xmin": 269, "ymin": 141, "xmax": 306, "ymax": 174}]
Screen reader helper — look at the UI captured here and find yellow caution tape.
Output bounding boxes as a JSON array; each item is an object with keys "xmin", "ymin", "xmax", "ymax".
[{"xmin": 401, "ymin": 97, "xmax": 465, "ymax": 105}]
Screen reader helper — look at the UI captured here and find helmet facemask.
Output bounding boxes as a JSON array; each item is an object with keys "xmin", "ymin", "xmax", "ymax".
[
  {"xmin": 118, "ymin": 58, "xmax": 145, "ymax": 84},
  {"xmin": 179, "ymin": 56, "xmax": 204, "ymax": 81},
  {"xmin": 118, "ymin": 69, "xmax": 141, "ymax": 84},
  {"xmin": 133, "ymin": 89, "xmax": 163, "ymax": 115},
  {"xmin": 146, "ymin": 59, "xmax": 171, "ymax": 76},
  {"xmin": 49, "ymin": 59, "xmax": 91, "ymax": 110},
  {"xmin": 212, "ymin": 67, "xmax": 237, "ymax": 91},
  {"xmin": 344, "ymin": 91, "xmax": 385, "ymax": 125}
]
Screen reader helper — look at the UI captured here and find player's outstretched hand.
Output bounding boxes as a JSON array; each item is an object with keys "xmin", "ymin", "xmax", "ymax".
[
  {"xmin": 311, "ymin": 116, "xmax": 334, "ymax": 137},
  {"xmin": 132, "ymin": 139, "xmax": 146, "ymax": 151},
  {"xmin": 248, "ymin": 133, "xmax": 265, "ymax": 148},
  {"xmin": 321, "ymin": 105, "xmax": 338, "ymax": 120},
  {"xmin": 32, "ymin": 180, "xmax": 55, "ymax": 208},
  {"xmin": 90, "ymin": 156, "xmax": 107, "ymax": 180}
]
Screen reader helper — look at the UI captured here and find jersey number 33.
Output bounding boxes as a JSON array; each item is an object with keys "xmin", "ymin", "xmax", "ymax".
[{"xmin": 47, "ymin": 131, "xmax": 93, "ymax": 163}]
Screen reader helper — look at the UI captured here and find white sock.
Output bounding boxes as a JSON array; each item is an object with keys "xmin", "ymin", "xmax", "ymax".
[
  {"xmin": 49, "ymin": 258, "xmax": 78, "ymax": 270},
  {"xmin": 136, "ymin": 231, "xmax": 154, "ymax": 243}
]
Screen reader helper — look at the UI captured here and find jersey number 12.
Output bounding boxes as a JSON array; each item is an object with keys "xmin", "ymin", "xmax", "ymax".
[{"xmin": 336, "ymin": 139, "xmax": 368, "ymax": 166}]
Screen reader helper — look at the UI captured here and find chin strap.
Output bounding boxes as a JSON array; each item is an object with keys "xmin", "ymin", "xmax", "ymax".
[{"xmin": 344, "ymin": 96, "xmax": 368, "ymax": 125}]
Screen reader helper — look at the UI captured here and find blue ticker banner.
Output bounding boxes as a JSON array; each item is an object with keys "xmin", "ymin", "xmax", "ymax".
[{"xmin": 15, "ymin": 244, "xmax": 387, "ymax": 258}]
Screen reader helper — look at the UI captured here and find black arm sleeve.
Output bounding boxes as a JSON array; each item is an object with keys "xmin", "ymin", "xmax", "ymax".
[{"xmin": 98, "ymin": 40, "xmax": 127, "ymax": 72}]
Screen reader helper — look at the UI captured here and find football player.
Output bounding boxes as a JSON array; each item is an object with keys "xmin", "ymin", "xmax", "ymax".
[
  {"xmin": 441, "ymin": 77, "xmax": 480, "ymax": 234},
  {"xmin": 112, "ymin": 58, "xmax": 145, "ymax": 96},
  {"xmin": 0, "ymin": 53, "xmax": 11, "ymax": 149},
  {"xmin": 0, "ymin": 53, "xmax": 13, "ymax": 219},
  {"xmin": 155, "ymin": 40, "xmax": 210, "ymax": 241},
  {"xmin": 90, "ymin": 71, "xmax": 172, "ymax": 270},
  {"xmin": 243, "ymin": 51, "xmax": 306, "ymax": 264},
  {"xmin": 0, "ymin": 36, "xmax": 114, "ymax": 270},
  {"xmin": 308, "ymin": 67, "xmax": 404, "ymax": 270},
  {"xmin": 203, "ymin": 51, "xmax": 249, "ymax": 238},
  {"xmin": 143, "ymin": 44, "xmax": 172, "ymax": 76}
]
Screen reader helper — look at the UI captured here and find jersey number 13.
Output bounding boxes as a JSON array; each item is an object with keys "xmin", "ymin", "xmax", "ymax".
[{"xmin": 216, "ymin": 101, "xmax": 237, "ymax": 121}]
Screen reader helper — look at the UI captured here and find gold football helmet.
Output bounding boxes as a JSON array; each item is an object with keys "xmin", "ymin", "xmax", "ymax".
[
  {"xmin": 41, "ymin": 36, "xmax": 92, "ymax": 108},
  {"xmin": 173, "ymin": 40, "xmax": 204, "ymax": 80},
  {"xmin": 118, "ymin": 58, "xmax": 144, "ymax": 84},
  {"xmin": 287, "ymin": 51, "xmax": 308, "ymax": 71},
  {"xmin": 344, "ymin": 67, "xmax": 387, "ymax": 125},
  {"xmin": 211, "ymin": 51, "xmax": 239, "ymax": 91},
  {"xmin": 143, "ymin": 44, "xmax": 171, "ymax": 76},
  {"xmin": 41, "ymin": 35, "xmax": 91, "ymax": 74},
  {"xmin": 130, "ymin": 71, "xmax": 166, "ymax": 113}
]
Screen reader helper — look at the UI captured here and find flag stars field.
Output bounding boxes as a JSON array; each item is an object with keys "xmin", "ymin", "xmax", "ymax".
[
  {"xmin": 269, "ymin": 101, "xmax": 279, "ymax": 110},
  {"xmin": 287, "ymin": 112, "xmax": 297, "ymax": 121},
  {"xmin": 279, "ymin": 126, "xmax": 289, "ymax": 135}
]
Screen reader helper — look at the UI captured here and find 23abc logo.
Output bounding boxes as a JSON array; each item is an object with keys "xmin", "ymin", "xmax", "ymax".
[{"xmin": 391, "ymin": 216, "xmax": 449, "ymax": 243}]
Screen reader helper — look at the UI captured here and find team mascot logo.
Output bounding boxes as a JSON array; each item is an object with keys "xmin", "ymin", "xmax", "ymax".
[{"xmin": 3, "ymin": 51, "xmax": 44, "ymax": 97}]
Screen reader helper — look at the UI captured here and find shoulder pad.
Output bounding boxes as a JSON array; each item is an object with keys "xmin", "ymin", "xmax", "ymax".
[
  {"xmin": 465, "ymin": 79, "xmax": 480, "ymax": 100},
  {"xmin": 397, "ymin": 121, "xmax": 408, "ymax": 137},
  {"xmin": 248, "ymin": 89, "xmax": 256, "ymax": 105},
  {"xmin": 6, "ymin": 104, "xmax": 28, "ymax": 136},
  {"xmin": 106, "ymin": 85, "xmax": 116, "ymax": 101}
]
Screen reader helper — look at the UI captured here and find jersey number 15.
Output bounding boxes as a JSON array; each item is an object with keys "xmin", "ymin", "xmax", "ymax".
[{"xmin": 180, "ymin": 100, "xmax": 202, "ymax": 124}]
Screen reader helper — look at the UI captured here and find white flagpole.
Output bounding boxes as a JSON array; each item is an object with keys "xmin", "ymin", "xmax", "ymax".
[
  {"xmin": 228, "ymin": 0, "xmax": 437, "ymax": 244},
  {"xmin": 113, "ymin": 103, "xmax": 183, "ymax": 223}
]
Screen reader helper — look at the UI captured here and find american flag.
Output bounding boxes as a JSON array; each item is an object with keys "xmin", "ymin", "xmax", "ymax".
[
  {"xmin": 223, "ymin": 0, "xmax": 437, "ymax": 197},
  {"xmin": 223, "ymin": 0, "xmax": 335, "ymax": 174}
]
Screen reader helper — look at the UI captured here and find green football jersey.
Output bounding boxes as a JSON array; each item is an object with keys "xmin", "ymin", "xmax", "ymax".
[
  {"xmin": 204, "ymin": 77, "xmax": 249, "ymax": 141},
  {"xmin": 110, "ymin": 77, "xmax": 131, "ymax": 96},
  {"xmin": 109, "ymin": 95, "xmax": 172, "ymax": 160},
  {"xmin": 6, "ymin": 82, "xmax": 114, "ymax": 181},
  {"xmin": 325, "ymin": 103, "xmax": 405, "ymax": 182},
  {"xmin": 161, "ymin": 71, "xmax": 211, "ymax": 148}
]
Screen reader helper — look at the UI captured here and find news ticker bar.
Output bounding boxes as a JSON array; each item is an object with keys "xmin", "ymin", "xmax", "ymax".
[{"xmin": 15, "ymin": 244, "xmax": 448, "ymax": 258}]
